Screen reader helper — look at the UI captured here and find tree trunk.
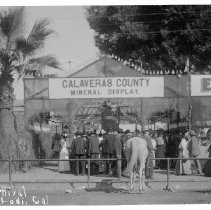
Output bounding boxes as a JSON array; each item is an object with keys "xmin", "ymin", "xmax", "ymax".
[{"xmin": 0, "ymin": 79, "xmax": 22, "ymax": 172}]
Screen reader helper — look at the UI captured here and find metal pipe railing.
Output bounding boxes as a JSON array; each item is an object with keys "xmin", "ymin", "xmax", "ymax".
[
  {"xmin": 1, "ymin": 157, "xmax": 211, "ymax": 190},
  {"xmin": 166, "ymin": 158, "xmax": 170, "ymax": 191}
]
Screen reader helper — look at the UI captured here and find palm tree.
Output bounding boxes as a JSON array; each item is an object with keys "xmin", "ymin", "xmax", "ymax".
[{"xmin": 0, "ymin": 7, "xmax": 60, "ymax": 171}]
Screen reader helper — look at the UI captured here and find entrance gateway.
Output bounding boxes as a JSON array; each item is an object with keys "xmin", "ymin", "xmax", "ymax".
[
  {"xmin": 24, "ymin": 75, "xmax": 211, "ymax": 133},
  {"xmin": 23, "ymin": 56, "xmax": 211, "ymax": 158}
]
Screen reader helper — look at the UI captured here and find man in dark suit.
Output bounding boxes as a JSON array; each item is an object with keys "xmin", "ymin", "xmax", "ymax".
[
  {"xmin": 168, "ymin": 129, "xmax": 181, "ymax": 168},
  {"xmin": 71, "ymin": 132, "xmax": 86, "ymax": 175},
  {"xmin": 104, "ymin": 130, "xmax": 116, "ymax": 175},
  {"xmin": 88, "ymin": 132, "xmax": 100, "ymax": 174},
  {"xmin": 114, "ymin": 130, "xmax": 122, "ymax": 178}
]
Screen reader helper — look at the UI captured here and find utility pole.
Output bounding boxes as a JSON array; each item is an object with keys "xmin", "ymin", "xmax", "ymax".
[
  {"xmin": 67, "ymin": 59, "xmax": 73, "ymax": 72},
  {"xmin": 188, "ymin": 68, "xmax": 192, "ymax": 132},
  {"xmin": 65, "ymin": 58, "xmax": 74, "ymax": 75},
  {"xmin": 177, "ymin": 74, "xmax": 181, "ymax": 129},
  {"xmin": 185, "ymin": 56, "xmax": 192, "ymax": 131},
  {"xmin": 140, "ymin": 98, "xmax": 145, "ymax": 131}
]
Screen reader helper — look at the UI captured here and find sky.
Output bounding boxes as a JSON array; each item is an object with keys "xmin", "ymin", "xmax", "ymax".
[
  {"xmin": 7, "ymin": 6, "xmax": 99, "ymax": 99},
  {"xmin": 1, "ymin": 2, "xmax": 209, "ymax": 100}
]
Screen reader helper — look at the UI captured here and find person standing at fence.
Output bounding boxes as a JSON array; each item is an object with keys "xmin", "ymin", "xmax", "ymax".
[
  {"xmin": 88, "ymin": 132, "xmax": 100, "ymax": 175},
  {"xmin": 71, "ymin": 132, "xmax": 86, "ymax": 176},
  {"xmin": 51, "ymin": 133, "xmax": 61, "ymax": 158},
  {"xmin": 104, "ymin": 129, "xmax": 116, "ymax": 176},
  {"xmin": 188, "ymin": 130, "xmax": 203, "ymax": 175},
  {"xmin": 97, "ymin": 130, "xmax": 105, "ymax": 173},
  {"xmin": 98, "ymin": 131, "xmax": 104, "ymax": 148},
  {"xmin": 113, "ymin": 130, "xmax": 122, "ymax": 178},
  {"xmin": 68, "ymin": 133, "xmax": 75, "ymax": 173},
  {"xmin": 65, "ymin": 132, "xmax": 73, "ymax": 153},
  {"xmin": 59, "ymin": 136, "xmax": 70, "ymax": 173},
  {"xmin": 100, "ymin": 130, "xmax": 109, "ymax": 173},
  {"xmin": 175, "ymin": 132, "xmax": 192, "ymax": 175},
  {"xmin": 203, "ymin": 144, "xmax": 211, "ymax": 176},
  {"xmin": 168, "ymin": 129, "xmax": 181, "ymax": 169},
  {"xmin": 144, "ymin": 130, "xmax": 154, "ymax": 179},
  {"xmin": 155, "ymin": 131, "xmax": 166, "ymax": 169},
  {"xmin": 150, "ymin": 132, "xmax": 157, "ymax": 168},
  {"xmin": 121, "ymin": 131, "xmax": 128, "ymax": 171}
]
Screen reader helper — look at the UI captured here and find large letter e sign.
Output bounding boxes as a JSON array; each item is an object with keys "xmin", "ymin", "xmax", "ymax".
[{"xmin": 202, "ymin": 78, "xmax": 211, "ymax": 92}]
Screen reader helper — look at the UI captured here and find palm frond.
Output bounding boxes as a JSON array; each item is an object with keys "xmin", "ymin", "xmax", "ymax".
[
  {"xmin": 0, "ymin": 50, "xmax": 16, "ymax": 73},
  {"xmin": 15, "ymin": 37, "xmax": 36, "ymax": 56},
  {"xmin": 26, "ymin": 19, "xmax": 54, "ymax": 54},
  {"xmin": 29, "ymin": 55, "xmax": 61, "ymax": 70},
  {"xmin": 0, "ymin": 9, "xmax": 60, "ymax": 79},
  {"xmin": 13, "ymin": 55, "xmax": 61, "ymax": 78},
  {"xmin": 0, "ymin": 7, "xmax": 24, "ymax": 39}
]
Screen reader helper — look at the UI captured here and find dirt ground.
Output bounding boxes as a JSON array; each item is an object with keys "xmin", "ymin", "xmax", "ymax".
[
  {"xmin": 1, "ymin": 186, "xmax": 211, "ymax": 205},
  {"xmin": 28, "ymin": 186, "xmax": 211, "ymax": 205},
  {"xmin": 1, "ymin": 166, "xmax": 211, "ymax": 205}
]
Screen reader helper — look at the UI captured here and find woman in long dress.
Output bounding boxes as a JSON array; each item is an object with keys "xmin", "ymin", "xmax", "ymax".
[
  {"xmin": 175, "ymin": 133, "xmax": 192, "ymax": 175},
  {"xmin": 155, "ymin": 131, "xmax": 166, "ymax": 169},
  {"xmin": 150, "ymin": 132, "xmax": 157, "ymax": 168},
  {"xmin": 59, "ymin": 138, "xmax": 70, "ymax": 172}
]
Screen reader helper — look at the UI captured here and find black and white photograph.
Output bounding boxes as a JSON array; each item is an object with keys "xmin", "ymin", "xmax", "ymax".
[{"xmin": 0, "ymin": 1, "xmax": 211, "ymax": 206}]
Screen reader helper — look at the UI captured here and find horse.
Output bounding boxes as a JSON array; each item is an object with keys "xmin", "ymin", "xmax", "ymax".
[{"xmin": 122, "ymin": 136, "xmax": 148, "ymax": 193}]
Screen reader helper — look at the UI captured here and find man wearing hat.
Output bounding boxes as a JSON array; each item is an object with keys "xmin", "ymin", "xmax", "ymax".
[
  {"xmin": 188, "ymin": 130, "xmax": 203, "ymax": 175},
  {"xmin": 144, "ymin": 130, "xmax": 154, "ymax": 179},
  {"xmin": 104, "ymin": 129, "xmax": 116, "ymax": 175},
  {"xmin": 113, "ymin": 130, "xmax": 122, "ymax": 178},
  {"xmin": 71, "ymin": 132, "xmax": 86, "ymax": 175},
  {"xmin": 88, "ymin": 132, "xmax": 100, "ymax": 174}
]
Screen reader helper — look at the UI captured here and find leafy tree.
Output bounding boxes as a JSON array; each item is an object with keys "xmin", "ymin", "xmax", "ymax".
[
  {"xmin": 0, "ymin": 7, "xmax": 60, "ymax": 171},
  {"xmin": 87, "ymin": 5, "xmax": 211, "ymax": 74}
]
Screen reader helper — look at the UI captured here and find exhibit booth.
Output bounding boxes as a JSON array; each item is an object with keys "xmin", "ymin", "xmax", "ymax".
[{"xmin": 23, "ymin": 56, "xmax": 211, "ymax": 157}]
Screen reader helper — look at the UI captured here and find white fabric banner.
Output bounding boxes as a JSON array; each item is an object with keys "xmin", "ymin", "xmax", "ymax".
[{"xmin": 49, "ymin": 77, "xmax": 164, "ymax": 99}]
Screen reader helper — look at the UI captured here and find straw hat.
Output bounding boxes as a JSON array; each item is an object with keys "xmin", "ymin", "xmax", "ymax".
[{"xmin": 190, "ymin": 130, "xmax": 196, "ymax": 136}]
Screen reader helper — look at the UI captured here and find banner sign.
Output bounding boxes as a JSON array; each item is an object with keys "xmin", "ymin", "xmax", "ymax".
[
  {"xmin": 49, "ymin": 77, "xmax": 164, "ymax": 99},
  {"xmin": 28, "ymin": 123, "xmax": 51, "ymax": 133},
  {"xmin": 191, "ymin": 75, "xmax": 211, "ymax": 96}
]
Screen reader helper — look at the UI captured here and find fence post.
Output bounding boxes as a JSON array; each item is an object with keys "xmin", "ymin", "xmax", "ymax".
[
  {"xmin": 165, "ymin": 158, "xmax": 171, "ymax": 192},
  {"xmin": 9, "ymin": 158, "xmax": 12, "ymax": 185},
  {"xmin": 87, "ymin": 159, "xmax": 90, "ymax": 189}
]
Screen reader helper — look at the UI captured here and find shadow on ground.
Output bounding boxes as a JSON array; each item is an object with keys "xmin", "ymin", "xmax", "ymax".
[
  {"xmin": 85, "ymin": 180, "xmax": 129, "ymax": 194},
  {"xmin": 154, "ymin": 169, "xmax": 175, "ymax": 175},
  {"xmin": 193, "ymin": 189, "xmax": 211, "ymax": 194}
]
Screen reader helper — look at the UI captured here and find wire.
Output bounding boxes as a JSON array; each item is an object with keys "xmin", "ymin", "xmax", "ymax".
[
  {"xmin": 58, "ymin": 28, "xmax": 211, "ymax": 37},
  {"xmin": 87, "ymin": 18, "xmax": 211, "ymax": 26},
  {"xmin": 48, "ymin": 21, "xmax": 211, "ymax": 42},
  {"xmin": 87, "ymin": 9, "xmax": 211, "ymax": 19},
  {"xmin": 53, "ymin": 11, "xmax": 211, "ymax": 23},
  {"xmin": 50, "ymin": 9, "xmax": 211, "ymax": 20},
  {"xmin": 54, "ymin": 16, "xmax": 211, "ymax": 32}
]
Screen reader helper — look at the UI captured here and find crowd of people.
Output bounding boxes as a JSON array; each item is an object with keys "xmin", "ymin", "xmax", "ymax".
[{"xmin": 51, "ymin": 127, "xmax": 211, "ymax": 178}]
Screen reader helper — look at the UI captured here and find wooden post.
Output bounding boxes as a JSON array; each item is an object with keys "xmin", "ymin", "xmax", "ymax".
[
  {"xmin": 87, "ymin": 159, "xmax": 91, "ymax": 189},
  {"xmin": 140, "ymin": 98, "xmax": 145, "ymax": 131},
  {"xmin": 9, "ymin": 158, "xmax": 12, "ymax": 185},
  {"xmin": 188, "ymin": 71, "xmax": 192, "ymax": 131}
]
